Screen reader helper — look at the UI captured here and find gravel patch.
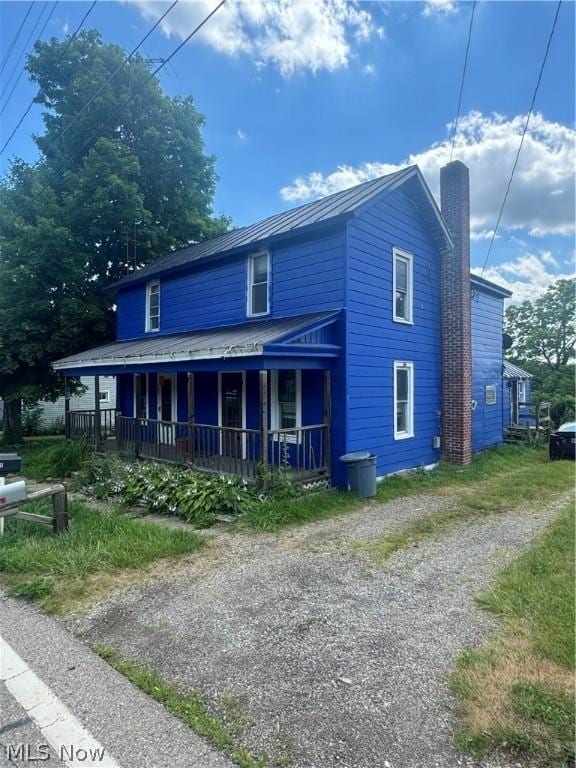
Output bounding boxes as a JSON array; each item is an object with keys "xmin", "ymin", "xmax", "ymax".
[{"xmin": 70, "ymin": 491, "xmax": 571, "ymax": 768}]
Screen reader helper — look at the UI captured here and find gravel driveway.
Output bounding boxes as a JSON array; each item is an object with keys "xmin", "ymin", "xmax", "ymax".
[{"xmin": 71, "ymin": 491, "xmax": 569, "ymax": 768}]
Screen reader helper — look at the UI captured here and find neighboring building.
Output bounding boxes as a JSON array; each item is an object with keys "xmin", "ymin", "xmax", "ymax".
[
  {"xmin": 24, "ymin": 377, "xmax": 116, "ymax": 433},
  {"xmin": 54, "ymin": 161, "xmax": 512, "ymax": 486},
  {"xmin": 503, "ymin": 361, "xmax": 533, "ymax": 427}
]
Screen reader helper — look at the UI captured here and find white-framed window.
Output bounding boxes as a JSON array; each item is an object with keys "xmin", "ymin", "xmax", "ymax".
[
  {"xmin": 271, "ymin": 370, "xmax": 301, "ymax": 440},
  {"xmin": 517, "ymin": 380, "xmax": 526, "ymax": 406},
  {"xmin": 134, "ymin": 374, "xmax": 148, "ymax": 419},
  {"xmin": 146, "ymin": 280, "xmax": 160, "ymax": 332},
  {"xmin": 99, "ymin": 390, "xmax": 110, "ymax": 403},
  {"xmin": 394, "ymin": 361, "xmax": 414, "ymax": 440},
  {"xmin": 393, "ymin": 247, "xmax": 413, "ymax": 324},
  {"xmin": 247, "ymin": 252, "xmax": 270, "ymax": 316}
]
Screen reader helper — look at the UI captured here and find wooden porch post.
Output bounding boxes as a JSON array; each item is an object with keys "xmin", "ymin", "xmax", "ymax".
[
  {"xmin": 64, "ymin": 377, "xmax": 70, "ymax": 439},
  {"xmin": 132, "ymin": 374, "xmax": 141, "ymax": 457},
  {"xmin": 187, "ymin": 372, "xmax": 195, "ymax": 463},
  {"xmin": 259, "ymin": 370, "xmax": 269, "ymax": 488},
  {"xmin": 324, "ymin": 370, "xmax": 332, "ymax": 478},
  {"xmin": 94, "ymin": 375, "xmax": 101, "ymax": 449}
]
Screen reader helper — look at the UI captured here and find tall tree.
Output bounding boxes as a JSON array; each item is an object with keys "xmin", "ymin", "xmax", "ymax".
[
  {"xmin": 505, "ymin": 278, "xmax": 576, "ymax": 370},
  {"xmin": 0, "ymin": 31, "xmax": 228, "ymax": 443}
]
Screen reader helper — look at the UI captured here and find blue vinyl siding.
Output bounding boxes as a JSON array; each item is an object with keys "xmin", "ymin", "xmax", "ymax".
[
  {"xmin": 115, "ymin": 230, "xmax": 346, "ymax": 341},
  {"xmin": 345, "ymin": 189, "xmax": 442, "ymax": 477},
  {"xmin": 471, "ymin": 289, "xmax": 505, "ymax": 451}
]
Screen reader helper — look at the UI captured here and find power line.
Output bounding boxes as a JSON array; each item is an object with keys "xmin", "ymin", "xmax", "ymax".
[
  {"xmin": 450, "ymin": 0, "xmax": 476, "ymax": 163},
  {"xmin": 0, "ymin": 1, "xmax": 34, "ymax": 76},
  {"xmin": 481, "ymin": 0, "xmax": 562, "ymax": 275},
  {"xmin": 1, "ymin": 2, "xmax": 48, "ymax": 95},
  {"xmin": 50, "ymin": 0, "xmax": 179, "ymax": 153},
  {"xmin": 1, "ymin": 1, "xmax": 59, "ymax": 118},
  {"xmin": 1, "ymin": 0, "xmax": 98, "ymax": 155},
  {"xmin": 59, "ymin": 0, "xmax": 226, "ymax": 176},
  {"xmin": 2, "ymin": 0, "xmax": 226, "ymax": 230}
]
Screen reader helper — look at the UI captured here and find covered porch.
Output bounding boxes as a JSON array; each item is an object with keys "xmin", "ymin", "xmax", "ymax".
[{"xmin": 57, "ymin": 311, "xmax": 342, "ymax": 484}]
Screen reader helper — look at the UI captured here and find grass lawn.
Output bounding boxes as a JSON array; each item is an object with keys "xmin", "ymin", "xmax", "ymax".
[
  {"xmin": 452, "ymin": 503, "xmax": 575, "ymax": 766},
  {"xmin": 242, "ymin": 445, "xmax": 574, "ymax": 535},
  {"xmin": 0, "ymin": 498, "xmax": 204, "ymax": 613}
]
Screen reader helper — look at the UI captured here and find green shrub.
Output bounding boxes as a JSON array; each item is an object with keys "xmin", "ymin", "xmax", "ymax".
[
  {"xmin": 30, "ymin": 439, "xmax": 90, "ymax": 479},
  {"xmin": 81, "ymin": 457, "xmax": 256, "ymax": 527},
  {"xmin": 22, "ymin": 406, "xmax": 44, "ymax": 437}
]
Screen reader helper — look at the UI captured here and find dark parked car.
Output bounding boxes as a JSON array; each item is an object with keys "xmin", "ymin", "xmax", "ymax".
[{"xmin": 549, "ymin": 422, "xmax": 576, "ymax": 460}]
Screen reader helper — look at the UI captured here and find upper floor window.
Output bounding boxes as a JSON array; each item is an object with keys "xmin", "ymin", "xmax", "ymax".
[
  {"xmin": 394, "ymin": 361, "xmax": 414, "ymax": 440},
  {"xmin": 271, "ymin": 370, "xmax": 301, "ymax": 435},
  {"xmin": 248, "ymin": 252, "xmax": 269, "ymax": 316},
  {"xmin": 146, "ymin": 280, "xmax": 160, "ymax": 332},
  {"xmin": 99, "ymin": 390, "xmax": 110, "ymax": 403},
  {"xmin": 393, "ymin": 247, "xmax": 413, "ymax": 324}
]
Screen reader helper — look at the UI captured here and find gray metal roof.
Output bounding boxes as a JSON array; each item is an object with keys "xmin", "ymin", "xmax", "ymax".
[
  {"xmin": 503, "ymin": 361, "xmax": 533, "ymax": 379},
  {"xmin": 471, "ymin": 273, "xmax": 513, "ymax": 298},
  {"xmin": 53, "ymin": 311, "xmax": 340, "ymax": 370},
  {"xmin": 112, "ymin": 165, "xmax": 452, "ymax": 289}
]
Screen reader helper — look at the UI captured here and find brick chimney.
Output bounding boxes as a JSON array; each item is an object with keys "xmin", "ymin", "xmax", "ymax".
[{"xmin": 440, "ymin": 160, "xmax": 472, "ymax": 464}]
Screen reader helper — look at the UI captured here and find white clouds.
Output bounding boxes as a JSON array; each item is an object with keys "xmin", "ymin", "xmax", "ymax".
[
  {"xmin": 280, "ymin": 111, "xmax": 576, "ymax": 239},
  {"xmin": 422, "ymin": 0, "xmax": 458, "ymax": 17},
  {"xmin": 237, "ymin": 129, "xmax": 247, "ymax": 141},
  {"xmin": 362, "ymin": 63, "xmax": 376, "ymax": 75},
  {"xmin": 474, "ymin": 252, "xmax": 574, "ymax": 304},
  {"xmin": 135, "ymin": 0, "xmax": 380, "ymax": 77}
]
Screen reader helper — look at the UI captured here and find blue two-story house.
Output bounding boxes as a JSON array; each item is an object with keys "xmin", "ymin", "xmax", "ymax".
[{"xmin": 54, "ymin": 160, "xmax": 511, "ymax": 486}]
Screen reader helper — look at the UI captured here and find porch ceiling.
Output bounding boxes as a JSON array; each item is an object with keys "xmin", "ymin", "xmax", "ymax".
[{"xmin": 53, "ymin": 311, "xmax": 341, "ymax": 371}]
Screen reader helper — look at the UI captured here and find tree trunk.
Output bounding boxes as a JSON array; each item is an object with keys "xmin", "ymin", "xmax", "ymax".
[{"xmin": 1, "ymin": 398, "xmax": 23, "ymax": 446}]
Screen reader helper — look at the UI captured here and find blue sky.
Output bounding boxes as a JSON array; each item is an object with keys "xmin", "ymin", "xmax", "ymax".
[{"xmin": 1, "ymin": 0, "xmax": 574, "ymax": 300}]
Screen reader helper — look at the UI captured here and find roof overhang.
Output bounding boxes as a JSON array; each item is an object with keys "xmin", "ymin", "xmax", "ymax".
[
  {"xmin": 52, "ymin": 311, "xmax": 342, "ymax": 372},
  {"xmin": 471, "ymin": 273, "xmax": 512, "ymax": 298}
]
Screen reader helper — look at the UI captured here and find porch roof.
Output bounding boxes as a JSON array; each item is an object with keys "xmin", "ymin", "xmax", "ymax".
[
  {"xmin": 503, "ymin": 361, "xmax": 533, "ymax": 380},
  {"xmin": 53, "ymin": 311, "xmax": 341, "ymax": 371}
]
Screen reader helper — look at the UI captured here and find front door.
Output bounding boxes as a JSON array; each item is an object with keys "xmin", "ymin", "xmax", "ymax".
[{"xmin": 220, "ymin": 372, "xmax": 244, "ymax": 459}]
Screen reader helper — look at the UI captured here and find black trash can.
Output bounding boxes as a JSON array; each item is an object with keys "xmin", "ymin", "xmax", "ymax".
[{"xmin": 339, "ymin": 451, "xmax": 377, "ymax": 497}]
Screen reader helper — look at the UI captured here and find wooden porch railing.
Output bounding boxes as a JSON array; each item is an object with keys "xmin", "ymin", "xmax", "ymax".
[
  {"xmin": 268, "ymin": 424, "xmax": 330, "ymax": 480},
  {"xmin": 67, "ymin": 409, "xmax": 117, "ymax": 445},
  {"xmin": 111, "ymin": 416, "xmax": 330, "ymax": 482}
]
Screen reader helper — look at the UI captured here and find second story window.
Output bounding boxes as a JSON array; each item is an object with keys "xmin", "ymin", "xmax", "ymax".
[
  {"xmin": 248, "ymin": 252, "xmax": 269, "ymax": 316},
  {"xmin": 146, "ymin": 280, "xmax": 160, "ymax": 332},
  {"xmin": 393, "ymin": 247, "xmax": 413, "ymax": 324}
]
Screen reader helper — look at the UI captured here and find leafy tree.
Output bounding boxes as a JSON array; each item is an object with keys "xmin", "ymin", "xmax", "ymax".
[
  {"xmin": 0, "ymin": 31, "xmax": 228, "ymax": 444},
  {"xmin": 505, "ymin": 278, "xmax": 576, "ymax": 369},
  {"xmin": 505, "ymin": 278, "xmax": 576, "ymax": 427}
]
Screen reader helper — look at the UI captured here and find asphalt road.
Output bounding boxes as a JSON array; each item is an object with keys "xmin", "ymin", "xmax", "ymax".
[{"xmin": 0, "ymin": 595, "xmax": 233, "ymax": 768}]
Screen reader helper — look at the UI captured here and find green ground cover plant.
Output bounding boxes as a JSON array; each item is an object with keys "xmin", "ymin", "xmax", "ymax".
[{"xmin": 82, "ymin": 456, "xmax": 255, "ymax": 527}]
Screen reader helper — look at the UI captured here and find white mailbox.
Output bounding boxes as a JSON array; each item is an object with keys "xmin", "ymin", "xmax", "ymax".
[{"xmin": 0, "ymin": 480, "xmax": 27, "ymax": 507}]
